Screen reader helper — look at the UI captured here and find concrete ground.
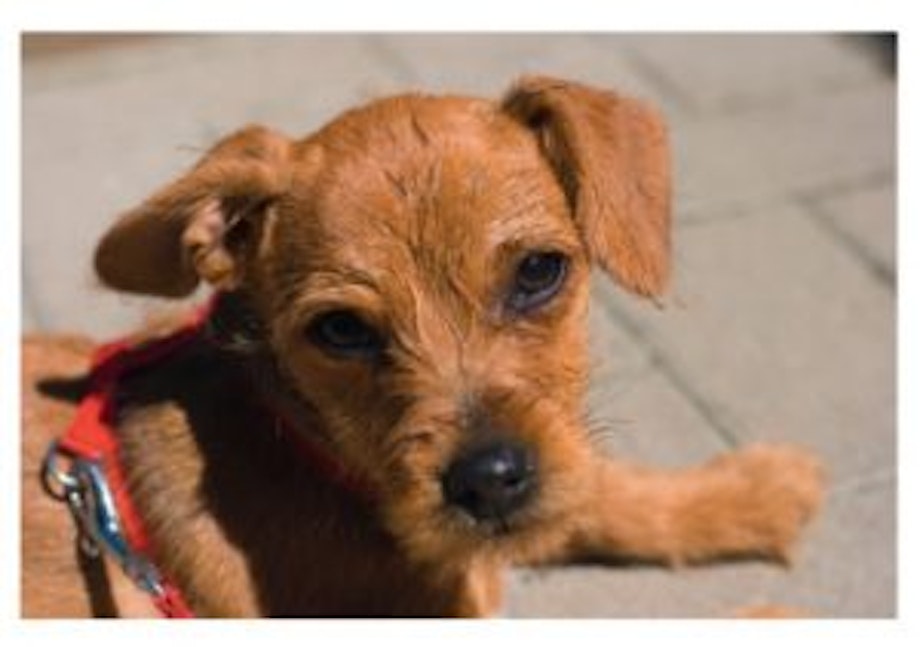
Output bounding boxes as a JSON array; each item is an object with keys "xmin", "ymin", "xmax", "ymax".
[{"xmin": 21, "ymin": 33, "xmax": 896, "ymax": 618}]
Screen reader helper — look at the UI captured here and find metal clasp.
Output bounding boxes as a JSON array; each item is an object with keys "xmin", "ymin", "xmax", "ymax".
[{"xmin": 41, "ymin": 442, "xmax": 166, "ymax": 597}]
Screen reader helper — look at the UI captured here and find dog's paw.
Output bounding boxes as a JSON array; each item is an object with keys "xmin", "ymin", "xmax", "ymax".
[
  {"xmin": 671, "ymin": 443, "xmax": 825, "ymax": 566},
  {"xmin": 713, "ymin": 443, "xmax": 825, "ymax": 564}
]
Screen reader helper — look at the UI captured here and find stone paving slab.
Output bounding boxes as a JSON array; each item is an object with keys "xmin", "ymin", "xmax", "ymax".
[
  {"xmin": 586, "ymin": 284, "xmax": 655, "ymax": 383},
  {"xmin": 673, "ymin": 83, "xmax": 895, "ymax": 219},
  {"xmin": 789, "ymin": 476, "xmax": 897, "ymax": 617},
  {"xmin": 615, "ymin": 34, "xmax": 884, "ymax": 116},
  {"xmin": 598, "ymin": 203, "xmax": 896, "ymax": 483},
  {"xmin": 372, "ymin": 33, "xmax": 667, "ymax": 103},
  {"xmin": 509, "ymin": 477, "xmax": 895, "ymax": 618},
  {"xmin": 807, "ymin": 182, "xmax": 897, "ymax": 285},
  {"xmin": 588, "ymin": 364, "xmax": 728, "ymax": 469}
]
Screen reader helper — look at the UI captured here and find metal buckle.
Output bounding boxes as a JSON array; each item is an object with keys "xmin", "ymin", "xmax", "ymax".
[{"xmin": 41, "ymin": 442, "xmax": 166, "ymax": 597}]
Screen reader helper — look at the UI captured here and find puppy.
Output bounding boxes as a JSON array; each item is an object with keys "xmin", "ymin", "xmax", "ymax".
[{"xmin": 21, "ymin": 76, "xmax": 823, "ymax": 617}]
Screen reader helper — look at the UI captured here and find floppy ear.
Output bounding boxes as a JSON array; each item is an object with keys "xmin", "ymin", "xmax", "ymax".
[
  {"xmin": 94, "ymin": 125, "xmax": 292, "ymax": 297},
  {"xmin": 502, "ymin": 76, "xmax": 671, "ymax": 298}
]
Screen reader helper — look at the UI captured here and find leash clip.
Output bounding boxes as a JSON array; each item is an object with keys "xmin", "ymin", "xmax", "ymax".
[{"xmin": 41, "ymin": 442, "xmax": 167, "ymax": 597}]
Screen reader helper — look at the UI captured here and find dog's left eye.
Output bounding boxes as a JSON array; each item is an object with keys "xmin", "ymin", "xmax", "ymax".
[
  {"xmin": 306, "ymin": 310, "xmax": 384, "ymax": 359},
  {"xmin": 507, "ymin": 251, "xmax": 568, "ymax": 313}
]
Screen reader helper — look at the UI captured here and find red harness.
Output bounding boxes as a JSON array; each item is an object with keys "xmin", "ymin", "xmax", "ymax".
[{"xmin": 43, "ymin": 299, "xmax": 373, "ymax": 618}]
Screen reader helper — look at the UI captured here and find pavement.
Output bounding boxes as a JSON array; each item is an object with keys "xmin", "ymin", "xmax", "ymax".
[{"xmin": 21, "ymin": 33, "xmax": 897, "ymax": 618}]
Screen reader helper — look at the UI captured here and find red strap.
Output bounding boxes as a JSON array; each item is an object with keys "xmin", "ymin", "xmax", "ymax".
[
  {"xmin": 271, "ymin": 408, "xmax": 378, "ymax": 502},
  {"xmin": 59, "ymin": 300, "xmax": 213, "ymax": 463},
  {"xmin": 153, "ymin": 583, "xmax": 195, "ymax": 619},
  {"xmin": 57, "ymin": 303, "xmax": 213, "ymax": 617}
]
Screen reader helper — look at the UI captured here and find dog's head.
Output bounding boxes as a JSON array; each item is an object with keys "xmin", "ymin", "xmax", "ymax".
[{"xmin": 95, "ymin": 76, "xmax": 670, "ymax": 565}]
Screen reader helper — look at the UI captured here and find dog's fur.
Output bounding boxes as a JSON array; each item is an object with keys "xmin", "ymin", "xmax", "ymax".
[{"xmin": 21, "ymin": 76, "xmax": 823, "ymax": 618}]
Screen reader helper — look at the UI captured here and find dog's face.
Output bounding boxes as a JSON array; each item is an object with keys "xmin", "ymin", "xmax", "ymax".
[{"xmin": 94, "ymin": 77, "xmax": 670, "ymax": 565}]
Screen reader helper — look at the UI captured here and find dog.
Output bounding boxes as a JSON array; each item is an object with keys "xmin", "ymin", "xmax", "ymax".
[{"xmin": 21, "ymin": 76, "xmax": 824, "ymax": 617}]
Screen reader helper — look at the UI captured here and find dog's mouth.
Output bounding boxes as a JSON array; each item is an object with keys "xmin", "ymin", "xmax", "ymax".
[
  {"xmin": 442, "ymin": 481, "xmax": 540, "ymax": 534},
  {"xmin": 446, "ymin": 503, "xmax": 541, "ymax": 540},
  {"xmin": 382, "ymin": 463, "xmax": 572, "ymax": 566}
]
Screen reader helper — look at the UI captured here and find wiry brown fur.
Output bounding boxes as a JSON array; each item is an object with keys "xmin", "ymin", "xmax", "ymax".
[{"xmin": 22, "ymin": 76, "xmax": 823, "ymax": 617}]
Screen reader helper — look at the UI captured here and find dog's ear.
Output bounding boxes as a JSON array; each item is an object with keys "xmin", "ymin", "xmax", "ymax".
[
  {"xmin": 94, "ymin": 125, "xmax": 292, "ymax": 297},
  {"xmin": 502, "ymin": 76, "xmax": 671, "ymax": 298}
]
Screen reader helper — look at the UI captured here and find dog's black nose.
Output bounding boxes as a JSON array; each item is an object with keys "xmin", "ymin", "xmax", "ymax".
[{"xmin": 441, "ymin": 442, "xmax": 537, "ymax": 522}]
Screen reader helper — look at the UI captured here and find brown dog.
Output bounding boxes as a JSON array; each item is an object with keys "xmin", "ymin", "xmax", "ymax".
[{"xmin": 21, "ymin": 76, "xmax": 823, "ymax": 618}]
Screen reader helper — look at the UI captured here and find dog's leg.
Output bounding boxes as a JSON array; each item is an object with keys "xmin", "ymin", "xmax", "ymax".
[{"xmin": 566, "ymin": 444, "xmax": 824, "ymax": 567}]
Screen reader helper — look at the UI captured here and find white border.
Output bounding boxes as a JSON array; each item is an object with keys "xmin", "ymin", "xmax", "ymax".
[
  {"xmin": 2, "ymin": 0, "xmax": 909, "ymax": 32},
  {"xmin": 4, "ymin": 0, "xmax": 913, "ymax": 644}
]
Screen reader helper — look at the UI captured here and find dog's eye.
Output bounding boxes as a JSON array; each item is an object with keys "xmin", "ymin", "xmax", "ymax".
[
  {"xmin": 508, "ymin": 251, "xmax": 568, "ymax": 313},
  {"xmin": 307, "ymin": 310, "xmax": 383, "ymax": 358}
]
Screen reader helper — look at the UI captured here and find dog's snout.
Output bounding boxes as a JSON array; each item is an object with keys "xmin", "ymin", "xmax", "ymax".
[{"xmin": 441, "ymin": 443, "xmax": 537, "ymax": 522}]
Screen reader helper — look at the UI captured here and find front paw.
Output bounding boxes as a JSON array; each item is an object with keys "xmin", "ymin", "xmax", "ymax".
[{"xmin": 676, "ymin": 443, "xmax": 825, "ymax": 565}]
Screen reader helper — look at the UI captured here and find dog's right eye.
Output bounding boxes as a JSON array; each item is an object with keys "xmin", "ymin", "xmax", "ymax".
[
  {"xmin": 306, "ymin": 310, "xmax": 383, "ymax": 359},
  {"xmin": 507, "ymin": 251, "xmax": 568, "ymax": 314}
]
